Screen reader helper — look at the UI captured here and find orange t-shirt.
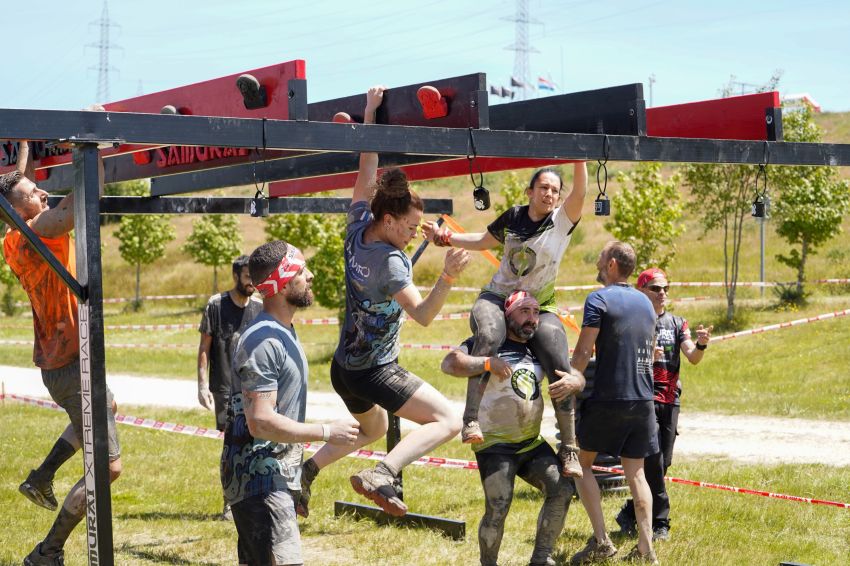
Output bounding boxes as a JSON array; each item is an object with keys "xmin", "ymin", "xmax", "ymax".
[{"xmin": 4, "ymin": 225, "xmax": 79, "ymax": 370}]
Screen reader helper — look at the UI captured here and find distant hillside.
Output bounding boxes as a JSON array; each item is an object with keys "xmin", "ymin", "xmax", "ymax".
[{"xmin": 814, "ymin": 111, "xmax": 850, "ymax": 143}]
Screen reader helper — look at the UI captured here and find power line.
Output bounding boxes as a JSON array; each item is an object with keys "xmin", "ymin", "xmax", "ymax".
[
  {"xmin": 503, "ymin": 0, "xmax": 540, "ymax": 101},
  {"xmin": 87, "ymin": 0, "xmax": 121, "ymax": 102}
]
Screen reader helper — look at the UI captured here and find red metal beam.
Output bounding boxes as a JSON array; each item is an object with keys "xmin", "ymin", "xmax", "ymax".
[
  {"xmin": 0, "ymin": 60, "xmax": 305, "ymax": 174},
  {"xmin": 646, "ymin": 91, "xmax": 779, "ymax": 140},
  {"xmin": 269, "ymin": 157, "xmax": 578, "ymax": 197}
]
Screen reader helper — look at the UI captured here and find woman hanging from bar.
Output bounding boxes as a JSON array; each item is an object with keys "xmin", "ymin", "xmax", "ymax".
[
  {"xmin": 422, "ymin": 161, "xmax": 588, "ymax": 478},
  {"xmin": 297, "ymin": 85, "xmax": 470, "ymax": 517}
]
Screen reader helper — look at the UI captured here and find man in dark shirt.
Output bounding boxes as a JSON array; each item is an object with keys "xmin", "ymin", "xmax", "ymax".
[
  {"xmin": 569, "ymin": 241, "xmax": 659, "ymax": 565},
  {"xmin": 615, "ymin": 268, "xmax": 712, "ymax": 542},
  {"xmin": 197, "ymin": 254, "xmax": 263, "ymax": 518}
]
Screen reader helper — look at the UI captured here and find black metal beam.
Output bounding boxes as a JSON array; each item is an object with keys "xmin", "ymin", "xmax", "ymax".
[
  {"xmin": 72, "ymin": 144, "xmax": 113, "ymax": 563},
  {"xmin": 333, "ymin": 502, "xmax": 466, "ymax": 541},
  {"xmin": 307, "ymin": 73, "xmax": 487, "ymax": 128},
  {"xmin": 0, "ymin": 194, "xmax": 85, "ymax": 300},
  {"xmin": 46, "ymin": 196, "xmax": 453, "ymax": 215},
  {"xmin": 490, "ymin": 83, "xmax": 646, "ymax": 135},
  {"xmin": 2, "ymin": 109, "xmax": 850, "ymax": 166}
]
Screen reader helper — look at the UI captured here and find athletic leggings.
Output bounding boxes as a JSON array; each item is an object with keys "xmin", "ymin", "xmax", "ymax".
[
  {"xmin": 464, "ymin": 292, "xmax": 576, "ymax": 444},
  {"xmin": 476, "ymin": 442, "xmax": 574, "ymax": 566}
]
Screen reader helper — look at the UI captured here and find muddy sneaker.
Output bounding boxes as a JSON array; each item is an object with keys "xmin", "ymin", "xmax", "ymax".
[
  {"xmin": 570, "ymin": 536, "xmax": 617, "ymax": 564},
  {"xmin": 461, "ymin": 420, "xmax": 484, "ymax": 444},
  {"xmin": 350, "ymin": 467, "xmax": 408, "ymax": 517},
  {"xmin": 620, "ymin": 545, "xmax": 658, "ymax": 564},
  {"xmin": 19, "ymin": 470, "xmax": 58, "ymax": 511},
  {"xmin": 652, "ymin": 526, "xmax": 669, "ymax": 542},
  {"xmin": 23, "ymin": 543, "xmax": 64, "ymax": 566},
  {"xmin": 558, "ymin": 444, "xmax": 583, "ymax": 478}
]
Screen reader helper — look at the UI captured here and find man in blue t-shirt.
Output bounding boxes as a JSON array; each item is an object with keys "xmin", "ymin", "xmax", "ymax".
[
  {"xmin": 569, "ymin": 241, "xmax": 659, "ymax": 565},
  {"xmin": 221, "ymin": 240, "xmax": 359, "ymax": 565}
]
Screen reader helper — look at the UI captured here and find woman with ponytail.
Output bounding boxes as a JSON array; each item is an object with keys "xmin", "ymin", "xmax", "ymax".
[{"xmin": 299, "ymin": 86, "xmax": 470, "ymax": 517}]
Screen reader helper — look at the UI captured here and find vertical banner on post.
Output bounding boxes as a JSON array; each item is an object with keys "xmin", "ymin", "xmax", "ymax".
[{"xmin": 73, "ymin": 144, "xmax": 113, "ymax": 565}]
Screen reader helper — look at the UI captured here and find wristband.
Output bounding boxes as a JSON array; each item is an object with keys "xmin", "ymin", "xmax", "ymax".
[
  {"xmin": 483, "ymin": 357, "xmax": 491, "ymax": 372},
  {"xmin": 321, "ymin": 424, "xmax": 330, "ymax": 442},
  {"xmin": 434, "ymin": 228, "xmax": 453, "ymax": 247},
  {"xmin": 440, "ymin": 272, "xmax": 456, "ymax": 285},
  {"xmin": 695, "ymin": 342, "xmax": 707, "ymax": 351}
]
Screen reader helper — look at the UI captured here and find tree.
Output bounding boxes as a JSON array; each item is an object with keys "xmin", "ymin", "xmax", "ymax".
[
  {"xmin": 682, "ymin": 72, "xmax": 784, "ymax": 324},
  {"xmin": 682, "ymin": 163, "xmax": 758, "ymax": 324},
  {"xmin": 770, "ymin": 106, "xmax": 850, "ymax": 298},
  {"xmin": 183, "ymin": 215, "xmax": 243, "ymax": 294},
  {"xmin": 605, "ymin": 162, "xmax": 683, "ymax": 271},
  {"xmin": 113, "ymin": 182, "xmax": 176, "ymax": 309},
  {"xmin": 265, "ymin": 212, "xmax": 346, "ymax": 315}
]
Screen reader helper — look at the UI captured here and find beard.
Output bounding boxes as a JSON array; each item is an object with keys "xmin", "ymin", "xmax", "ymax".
[
  {"xmin": 235, "ymin": 281, "xmax": 255, "ymax": 297},
  {"xmin": 596, "ymin": 270, "xmax": 605, "ymax": 284},
  {"xmin": 508, "ymin": 317, "xmax": 537, "ymax": 340},
  {"xmin": 286, "ymin": 288, "xmax": 314, "ymax": 308}
]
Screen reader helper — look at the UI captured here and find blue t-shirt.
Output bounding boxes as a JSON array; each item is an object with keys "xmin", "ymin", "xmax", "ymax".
[
  {"xmin": 334, "ymin": 200, "xmax": 413, "ymax": 370},
  {"xmin": 220, "ymin": 312, "xmax": 308, "ymax": 506},
  {"xmin": 582, "ymin": 283, "xmax": 656, "ymax": 402}
]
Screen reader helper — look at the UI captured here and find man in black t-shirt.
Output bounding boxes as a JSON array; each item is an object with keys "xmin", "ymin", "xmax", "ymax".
[
  {"xmin": 616, "ymin": 268, "xmax": 712, "ymax": 542},
  {"xmin": 197, "ymin": 254, "xmax": 263, "ymax": 518}
]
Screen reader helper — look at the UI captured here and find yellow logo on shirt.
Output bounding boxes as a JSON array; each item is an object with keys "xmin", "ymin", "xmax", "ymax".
[{"xmin": 511, "ymin": 368, "xmax": 540, "ymax": 400}]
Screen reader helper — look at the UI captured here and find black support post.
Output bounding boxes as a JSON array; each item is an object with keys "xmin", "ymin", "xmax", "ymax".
[{"xmin": 72, "ymin": 144, "xmax": 113, "ymax": 565}]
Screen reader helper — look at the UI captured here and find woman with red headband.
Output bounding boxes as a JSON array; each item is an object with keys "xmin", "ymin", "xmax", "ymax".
[
  {"xmin": 297, "ymin": 85, "xmax": 470, "ymax": 517},
  {"xmin": 423, "ymin": 162, "xmax": 587, "ymax": 478}
]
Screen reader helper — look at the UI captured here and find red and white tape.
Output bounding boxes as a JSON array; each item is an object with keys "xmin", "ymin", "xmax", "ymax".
[
  {"xmin": 4, "ymin": 393, "xmax": 847, "ymax": 509},
  {"xmin": 591, "ymin": 465, "xmax": 850, "ymax": 510},
  {"xmin": 710, "ymin": 309, "xmax": 850, "ymax": 343},
  {"xmin": 1, "ymin": 308, "xmax": 846, "ymax": 353}
]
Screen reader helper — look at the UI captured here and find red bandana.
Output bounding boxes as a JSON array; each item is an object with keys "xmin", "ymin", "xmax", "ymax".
[
  {"xmin": 504, "ymin": 290, "xmax": 539, "ymax": 318},
  {"xmin": 256, "ymin": 246, "xmax": 306, "ymax": 298},
  {"xmin": 637, "ymin": 267, "xmax": 666, "ymax": 289}
]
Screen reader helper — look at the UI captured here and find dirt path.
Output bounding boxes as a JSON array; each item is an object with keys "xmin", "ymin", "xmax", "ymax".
[{"xmin": 4, "ymin": 365, "xmax": 849, "ymax": 467}]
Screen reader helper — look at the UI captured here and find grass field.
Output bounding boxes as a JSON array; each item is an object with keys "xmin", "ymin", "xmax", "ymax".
[{"xmin": 1, "ymin": 404, "xmax": 848, "ymax": 565}]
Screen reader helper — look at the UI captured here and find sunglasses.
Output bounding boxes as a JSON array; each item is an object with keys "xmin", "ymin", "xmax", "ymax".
[{"xmin": 648, "ymin": 285, "xmax": 669, "ymax": 293}]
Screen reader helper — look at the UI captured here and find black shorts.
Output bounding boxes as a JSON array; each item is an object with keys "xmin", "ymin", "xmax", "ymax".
[
  {"xmin": 330, "ymin": 358, "xmax": 424, "ymax": 414},
  {"xmin": 577, "ymin": 400, "xmax": 659, "ymax": 459}
]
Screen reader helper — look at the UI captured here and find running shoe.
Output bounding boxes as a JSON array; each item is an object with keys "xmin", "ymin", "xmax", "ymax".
[
  {"xmin": 461, "ymin": 420, "xmax": 484, "ymax": 444},
  {"xmin": 652, "ymin": 525, "xmax": 670, "ymax": 541},
  {"xmin": 620, "ymin": 545, "xmax": 658, "ymax": 564},
  {"xmin": 23, "ymin": 543, "xmax": 64, "ymax": 566},
  {"xmin": 558, "ymin": 444, "xmax": 583, "ymax": 478},
  {"xmin": 350, "ymin": 466, "xmax": 408, "ymax": 517},
  {"xmin": 570, "ymin": 536, "xmax": 617, "ymax": 564},
  {"xmin": 19, "ymin": 470, "xmax": 57, "ymax": 511}
]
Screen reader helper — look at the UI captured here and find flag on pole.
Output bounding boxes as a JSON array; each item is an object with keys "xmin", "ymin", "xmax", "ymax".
[
  {"xmin": 510, "ymin": 76, "xmax": 525, "ymax": 88},
  {"xmin": 489, "ymin": 85, "xmax": 500, "ymax": 96},
  {"xmin": 538, "ymin": 77, "xmax": 557, "ymax": 91}
]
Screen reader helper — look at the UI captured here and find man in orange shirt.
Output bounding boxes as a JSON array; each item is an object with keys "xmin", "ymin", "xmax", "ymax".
[{"xmin": 1, "ymin": 141, "xmax": 122, "ymax": 565}]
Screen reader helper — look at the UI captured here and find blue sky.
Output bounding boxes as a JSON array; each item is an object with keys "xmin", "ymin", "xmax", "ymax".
[{"xmin": 6, "ymin": 0, "xmax": 849, "ymax": 112}]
